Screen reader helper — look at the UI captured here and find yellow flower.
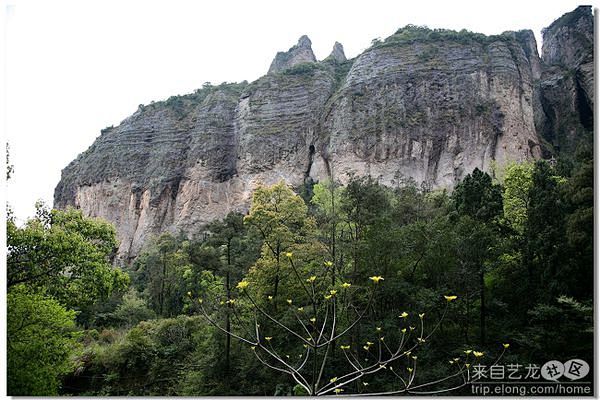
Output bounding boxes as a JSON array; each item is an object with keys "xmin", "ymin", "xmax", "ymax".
[
  {"xmin": 220, "ymin": 300, "xmax": 225, "ymax": 305},
  {"xmin": 449, "ymin": 360, "xmax": 454, "ymax": 364},
  {"xmin": 324, "ymin": 261, "xmax": 333, "ymax": 267},
  {"xmin": 330, "ymin": 377, "xmax": 338, "ymax": 383},
  {"xmin": 334, "ymin": 389, "xmax": 344, "ymax": 394},
  {"xmin": 303, "ymin": 344, "xmax": 309, "ymax": 349},
  {"xmin": 226, "ymin": 299, "xmax": 236, "ymax": 305},
  {"xmin": 362, "ymin": 382, "xmax": 369, "ymax": 386},
  {"xmin": 236, "ymin": 281, "xmax": 249, "ymax": 290},
  {"xmin": 297, "ymin": 307, "xmax": 304, "ymax": 312},
  {"xmin": 198, "ymin": 298, "xmax": 203, "ymax": 304},
  {"xmin": 329, "ymin": 289, "xmax": 337, "ymax": 296},
  {"xmin": 342, "ymin": 282, "xmax": 351, "ymax": 288},
  {"xmin": 363, "ymin": 345, "xmax": 369, "ymax": 351},
  {"xmin": 419, "ymin": 313, "xmax": 425, "ymax": 319},
  {"xmin": 340, "ymin": 345, "xmax": 350, "ymax": 350},
  {"xmin": 379, "ymin": 364, "xmax": 387, "ymax": 369},
  {"xmin": 285, "ymin": 252, "xmax": 293, "ymax": 258},
  {"xmin": 324, "ymin": 294, "xmax": 332, "ymax": 300},
  {"xmin": 417, "ymin": 337, "xmax": 426, "ymax": 343},
  {"xmin": 409, "ymin": 326, "xmax": 415, "ymax": 331},
  {"xmin": 399, "ymin": 312, "xmax": 409, "ymax": 318},
  {"xmin": 376, "ymin": 327, "xmax": 382, "ymax": 332},
  {"xmin": 287, "ymin": 299, "xmax": 293, "ymax": 305},
  {"xmin": 473, "ymin": 351, "xmax": 484, "ymax": 358},
  {"xmin": 268, "ymin": 295, "xmax": 273, "ymax": 301},
  {"xmin": 401, "ymin": 328, "xmax": 407, "ymax": 333},
  {"xmin": 412, "ymin": 355, "xmax": 417, "ymax": 360},
  {"xmin": 465, "ymin": 363, "xmax": 471, "ymax": 368},
  {"xmin": 265, "ymin": 337, "xmax": 272, "ymax": 342},
  {"xmin": 366, "ymin": 341, "xmax": 374, "ymax": 346},
  {"xmin": 250, "ymin": 346, "xmax": 256, "ymax": 351},
  {"xmin": 444, "ymin": 295, "xmax": 458, "ymax": 302},
  {"xmin": 187, "ymin": 291, "xmax": 192, "ymax": 297},
  {"xmin": 453, "ymin": 357, "xmax": 459, "ymax": 362},
  {"xmin": 307, "ymin": 275, "xmax": 317, "ymax": 283},
  {"xmin": 310, "ymin": 317, "xmax": 316, "ymax": 323},
  {"xmin": 407, "ymin": 367, "xmax": 413, "ymax": 373},
  {"xmin": 503, "ymin": 343, "xmax": 510, "ymax": 349},
  {"xmin": 369, "ymin": 275, "xmax": 384, "ymax": 283},
  {"xmin": 380, "ymin": 337, "xmax": 385, "ymax": 341},
  {"xmin": 464, "ymin": 349, "xmax": 472, "ymax": 355}
]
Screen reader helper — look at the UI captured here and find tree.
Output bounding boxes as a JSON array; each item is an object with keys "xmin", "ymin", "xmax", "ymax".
[
  {"xmin": 108, "ymin": 288, "xmax": 156, "ymax": 327},
  {"xmin": 523, "ymin": 161, "xmax": 567, "ymax": 303},
  {"xmin": 133, "ymin": 233, "xmax": 193, "ymax": 317},
  {"xmin": 562, "ymin": 141, "xmax": 593, "ymax": 299},
  {"xmin": 311, "ymin": 180, "xmax": 344, "ymax": 274},
  {"xmin": 7, "ymin": 205, "xmax": 129, "ymax": 312},
  {"xmin": 8, "ymin": 285, "xmax": 79, "ymax": 395},
  {"xmin": 502, "ymin": 162, "xmax": 534, "ymax": 234},
  {"xmin": 244, "ymin": 181, "xmax": 318, "ymax": 301},
  {"xmin": 339, "ymin": 176, "xmax": 391, "ymax": 282},
  {"xmin": 198, "ymin": 254, "xmax": 507, "ymax": 395},
  {"xmin": 204, "ymin": 212, "xmax": 260, "ymax": 373},
  {"xmin": 452, "ymin": 168, "xmax": 503, "ymax": 345},
  {"xmin": 452, "ymin": 168, "xmax": 503, "ymax": 224}
]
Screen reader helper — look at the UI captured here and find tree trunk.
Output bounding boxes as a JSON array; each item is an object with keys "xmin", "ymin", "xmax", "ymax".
[
  {"xmin": 159, "ymin": 252, "xmax": 166, "ymax": 316},
  {"xmin": 225, "ymin": 270, "xmax": 231, "ymax": 374},
  {"xmin": 225, "ymin": 238, "xmax": 232, "ymax": 374},
  {"xmin": 479, "ymin": 265, "xmax": 486, "ymax": 345}
]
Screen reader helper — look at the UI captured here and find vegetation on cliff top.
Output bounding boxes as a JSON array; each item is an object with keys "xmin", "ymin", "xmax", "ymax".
[{"xmin": 370, "ymin": 24, "xmax": 512, "ymax": 51}]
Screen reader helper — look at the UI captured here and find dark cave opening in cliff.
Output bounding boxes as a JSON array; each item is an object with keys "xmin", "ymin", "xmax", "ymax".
[
  {"xmin": 575, "ymin": 79, "xmax": 593, "ymax": 131},
  {"xmin": 306, "ymin": 144, "xmax": 316, "ymax": 177}
]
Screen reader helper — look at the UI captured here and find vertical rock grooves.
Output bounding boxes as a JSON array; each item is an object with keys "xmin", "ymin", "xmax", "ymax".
[{"xmin": 54, "ymin": 7, "xmax": 594, "ymax": 261}]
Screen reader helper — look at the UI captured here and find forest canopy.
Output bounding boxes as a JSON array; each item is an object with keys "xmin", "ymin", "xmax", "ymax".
[{"xmin": 6, "ymin": 143, "xmax": 594, "ymax": 395}]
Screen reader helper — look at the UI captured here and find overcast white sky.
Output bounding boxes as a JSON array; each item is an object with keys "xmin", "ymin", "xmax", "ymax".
[{"xmin": 2, "ymin": 0, "xmax": 594, "ymax": 223}]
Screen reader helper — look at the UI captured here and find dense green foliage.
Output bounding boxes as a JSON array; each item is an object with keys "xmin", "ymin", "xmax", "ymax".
[
  {"xmin": 7, "ymin": 205, "xmax": 129, "ymax": 311},
  {"xmin": 281, "ymin": 62, "xmax": 325, "ymax": 76},
  {"xmin": 371, "ymin": 24, "xmax": 511, "ymax": 50},
  {"xmin": 7, "ymin": 286, "xmax": 79, "ymax": 395},
  {"xmin": 7, "ymin": 142, "xmax": 593, "ymax": 395},
  {"xmin": 7, "ymin": 206, "xmax": 129, "ymax": 394}
]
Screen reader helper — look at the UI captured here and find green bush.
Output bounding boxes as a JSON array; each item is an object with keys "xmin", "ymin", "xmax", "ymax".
[{"xmin": 8, "ymin": 286, "xmax": 80, "ymax": 395}]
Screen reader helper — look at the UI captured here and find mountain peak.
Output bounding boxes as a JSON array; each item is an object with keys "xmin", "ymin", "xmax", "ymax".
[
  {"xmin": 326, "ymin": 41, "xmax": 346, "ymax": 63},
  {"xmin": 268, "ymin": 35, "xmax": 317, "ymax": 74}
]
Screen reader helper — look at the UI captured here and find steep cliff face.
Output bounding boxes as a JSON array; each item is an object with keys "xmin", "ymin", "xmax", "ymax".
[
  {"xmin": 317, "ymin": 28, "xmax": 542, "ymax": 188},
  {"xmin": 55, "ymin": 7, "xmax": 594, "ymax": 261},
  {"xmin": 536, "ymin": 5, "xmax": 594, "ymax": 154},
  {"xmin": 268, "ymin": 35, "xmax": 317, "ymax": 74}
]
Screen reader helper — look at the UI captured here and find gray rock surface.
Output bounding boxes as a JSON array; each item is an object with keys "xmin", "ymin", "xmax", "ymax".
[
  {"xmin": 537, "ymin": 5, "xmax": 594, "ymax": 154},
  {"xmin": 268, "ymin": 35, "xmax": 317, "ymax": 74},
  {"xmin": 326, "ymin": 42, "xmax": 347, "ymax": 63},
  {"xmin": 55, "ymin": 7, "xmax": 594, "ymax": 261}
]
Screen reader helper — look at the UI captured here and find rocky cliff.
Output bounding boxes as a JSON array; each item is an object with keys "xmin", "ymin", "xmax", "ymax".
[
  {"xmin": 55, "ymin": 7, "xmax": 594, "ymax": 261},
  {"xmin": 537, "ymin": 5, "xmax": 594, "ymax": 155}
]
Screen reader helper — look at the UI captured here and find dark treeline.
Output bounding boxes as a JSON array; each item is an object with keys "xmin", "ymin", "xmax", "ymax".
[{"xmin": 7, "ymin": 140, "xmax": 593, "ymax": 395}]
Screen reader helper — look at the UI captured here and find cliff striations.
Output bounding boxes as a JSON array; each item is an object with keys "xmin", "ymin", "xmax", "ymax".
[{"xmin": 55, "ymin": 7, "xmax": 594, "ymax": 261}]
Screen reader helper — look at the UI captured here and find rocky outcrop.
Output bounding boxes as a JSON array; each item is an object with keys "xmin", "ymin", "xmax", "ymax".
[
  {"xmin": 55, "ymin": 8, "xmax": 594, "ymax": 261},
  {"xmin": 317, "ymin": 29, "xmax": 542, "ymax": 188},
  {"xmin": 326, "ymin": 42, "xmax": 347, "ymax": 63},
  {"xmin": 536, "ymin": 5, "xmax": 594, "ymax": 154},
  {"xmin": 268, "ymin": 35, "xmax": 317, "ymax": 74}
]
